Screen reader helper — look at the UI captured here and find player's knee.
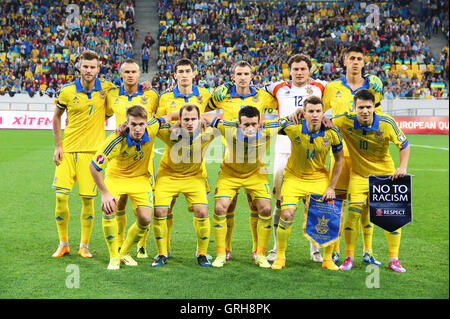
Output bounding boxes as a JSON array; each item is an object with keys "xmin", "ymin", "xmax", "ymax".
[
  {"xmin": 214, "ymin": 203, "xmax": 228, "ymax": 215},
  {"xmin": 194, "ymin": 206, "xmax": 208, "ymax": 218},
  {"xmin": 154, "ymin": 207, "xmax": 168, "ymax": 218},
  {"xmin": 258, "ymin": 205, "xmax": 272, "ymax": 217},
  {"xmin": 280, "ymin": 208, "xmax": 295, "ymax": 221},
  {"xmin": 55, "ymin": 192, "xmax": 69, "ymax": 204}
]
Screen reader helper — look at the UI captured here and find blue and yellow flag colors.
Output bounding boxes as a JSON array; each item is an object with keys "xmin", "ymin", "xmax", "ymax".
[{"xmin": 302, "ymin": 194, "xmax": 345, "ymax": 248}]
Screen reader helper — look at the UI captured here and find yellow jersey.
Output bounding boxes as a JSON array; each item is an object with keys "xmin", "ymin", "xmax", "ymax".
[
  {"xmin": 55, "ymin": 78, "xmax": 116, "ymax": 153},
  {"xmin": 211, "ymin": 117, "xmax": 280, "ymax": 178},
  {"xmin": 206, "ymin": 85, "xmax": 278, "ymax": 122},
  {"xmin": 157, "ymin": 122, "xmax": 217, "ymax": 178},
  {"xmin": 91, "ymin": 117, "xmax": 164, "ymax": 179},
  {"xmin": 279, "ymin": 118, "xmax": 343, "ymax": 179},
  {"xmin": 332, "ymin": 112, "xmax": 409, "ymax": 177},
  {"xmin": 156, "ymin": 84, "xmax": 211, "ymax": 116},
  {"xmin": 107, "ymin": 84, "xmax": 158, "ymax": 126},
  {"xmin": 323, "ymin": 76, "xmax": 382, "ymax": 117}
]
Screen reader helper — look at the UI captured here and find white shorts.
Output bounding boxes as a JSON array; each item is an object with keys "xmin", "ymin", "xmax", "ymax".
[{"xmin": 272, "ymin": 152, "xmax": 290, "ymax": 201}]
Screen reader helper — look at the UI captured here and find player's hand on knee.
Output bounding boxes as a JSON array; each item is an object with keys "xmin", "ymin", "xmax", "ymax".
[
  {"xmin": 101, "ymin": 193, "xmax": 117, "ymax": 214},
  {"xmin": 53, "ymin": 146, "xmax": 63, "ymax": 166},
  {"xmin": 213, "ymin": 82, "xmax": 233, "ymax": 102}
]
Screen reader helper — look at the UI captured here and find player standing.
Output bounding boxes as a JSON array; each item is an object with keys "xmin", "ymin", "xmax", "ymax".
[
  {"xmin": 155, "ymin": 58, "xmax": 212, "ymax": 259},
  {"xmin": 264, "ymin": 54, "xmax": 328, "ymax": 263},
  {"xmin": 270, "ymin": 96, "xmax": 344, "ymax": 270},
  {"xmin": 332, "ymin": 89, "xmax": 410, "ymax": 272},
  {"xmin": 106, "ymin": 58, "xmax": 159, "ymax": 258},
  {"xmin": 323, "ymin": 45, "xmax": 384, "ymax": 265},
  {"xmin": 51, "ymin": 50, "xmax": 116, "ymax": 258},
  {"xmin": 206, "ymin": 61, "xmax": 278, "ymax": 261},
  {"xmin": 152, "ymin": 104, "xmax": 217, "ymax": 267}
]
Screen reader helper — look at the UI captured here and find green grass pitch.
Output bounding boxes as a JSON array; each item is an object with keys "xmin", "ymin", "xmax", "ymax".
[{"xmin": 0, "ymin": 130, "xmax": 448, "ymax": 299}]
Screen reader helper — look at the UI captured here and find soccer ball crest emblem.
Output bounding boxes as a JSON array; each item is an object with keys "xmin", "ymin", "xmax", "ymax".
[{"xmin": 96, "ymin": 155, "xmax": 105, "ymax": 165}]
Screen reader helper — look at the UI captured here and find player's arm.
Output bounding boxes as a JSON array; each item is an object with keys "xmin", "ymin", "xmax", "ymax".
[
  {"xmin": 323, "ymin": 143, "xmax": 344, "ymax": 201},
  {"xmin": 392, "ymin": 144, "xmax": 410, "ymax": 180},
  {"xmin": 52, "ymin": 104, "xmax": 65, "ymax": 166},
  {"xmin": 89, "ymin": 162, "xmax": 117, "ymax": 214}
]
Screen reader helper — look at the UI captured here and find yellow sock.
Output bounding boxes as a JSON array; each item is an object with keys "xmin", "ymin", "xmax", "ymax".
[
  {"xmin": 361, "ymin": 206, "xmax": 374, "ymax": 252},
  {"xmin": 276, "ymin": 218, "xmax": 293, "ymax": 259},
  {"xmin": 121, "ymin": 221, "xmax": 148, "ymax": 255},
  {"xmin": 344, "ymin": 203, "xmax": 362, "ymax": 258},
  {"xmin": 385, "ymin": 228, "xmax": 402, "ymax": 259},
  {"xmin": 138, "ymin": 227, "xmax": 150, "ymax": 248},
  {"xmin": 55, "ymin": 192, "xmax": 70, "ymax": 242},
  {"xmin": 102, "ymin": 212, "xmax": 119, "ymax": 258},
  {"xmin": 225, "ymin": 212, "xmax": 235, "ymax": 252},
  {"xmin": 249, "ymin": 211, "xmax": 259, "ymax": 252},
  {"xmin": 153, "ymin": 216, "xmax": 168, "ymax": 256},
  {"xmin": 323, "ymin": 244, "xmax": 334, "ymax": 261},
  {"xmin": 116, "ymin": 209, "xmax": 127, "ymax": 247},
  {"xmin": 80, "ymin": 197, "xmax": 95, "ymax": 245},
  {"xmin": 213, "ymin": 213, "xmax": 227, "ymax": 255},
  {"xmin": 193, "ymin": 217, "xmax": 211, "ymax": 256},
  {"xmin": 166, "ymin": 211, "xmax": 173, "ymax": 251},
  {"xmin": 256, "ymin": 214, "xmax": 272, "ymax": 255}
]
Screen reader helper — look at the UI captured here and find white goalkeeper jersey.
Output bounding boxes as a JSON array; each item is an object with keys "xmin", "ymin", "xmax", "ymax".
[{"xmin": 264, "ymin": 80, "xmax": 327, "ymax": 153}]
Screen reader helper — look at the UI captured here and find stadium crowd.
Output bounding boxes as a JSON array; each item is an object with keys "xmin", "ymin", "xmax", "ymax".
[
  {"xmin": 153, "ymin": 0, "xmax": 449, "ymax": 98},
  {"xmin": 0, "ymin": 0, "xmax": 137, "ymax": 97},
  {"xmin": 0, "ymin": 0, "xmax": 448, "ymax": 99}
]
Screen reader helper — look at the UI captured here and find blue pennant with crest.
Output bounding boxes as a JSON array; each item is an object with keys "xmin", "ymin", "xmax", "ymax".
[{"xmin": 302, "ymin": 194, "xmax": 346, "ymax": 248}]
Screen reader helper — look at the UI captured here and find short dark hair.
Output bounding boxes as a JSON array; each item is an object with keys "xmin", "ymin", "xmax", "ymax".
[
  {"xmin": 179, "ymin": 103, "xmax": 200, "ymax": 119},
  {"xmin": 354, "ymin": 89, "xmax": 375, "ymax": 105},
  {"xmin": 174, "ymin": 58, "xmax": 195, "ymax": 73},
  {"xmin": 232, "ymin": 60, "xmax": 253, "ymax": 74},
  {"xmin": 344, "ymin": 45, "xmax": 364, "ymax": 56},
  {"xmin": 287, "ymin": 54, "xmax": 312, "ymax": 71},
  {"xmin": 303, "ymin": 96, "xmax": 323, "ymax": 110},
  {"xmin": 126, "ymin": 105, "xmax": 148, "ymax": 120},
  {"xmin": 238, "ymin": 105, "xmax": 260, "ymax": 122}
]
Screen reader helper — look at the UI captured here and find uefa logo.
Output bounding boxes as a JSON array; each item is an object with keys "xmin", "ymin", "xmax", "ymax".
[
  {"xmin": 96, "ymin": 155, "xmax": 105, "ymax": 165},
  {"xmin": 376, "ymin": 209, "xmax": 383, "ymax": 216}
]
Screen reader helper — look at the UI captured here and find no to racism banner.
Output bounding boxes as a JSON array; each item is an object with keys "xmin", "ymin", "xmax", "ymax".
[{"xmin": 368, "ymin": 175, "xmax": 412, "ymax": 232}]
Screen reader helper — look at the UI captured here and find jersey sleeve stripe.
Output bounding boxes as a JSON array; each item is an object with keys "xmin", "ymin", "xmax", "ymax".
[
  {"xmin": 272, "ymin": 82, "xmax": 288, "ymax": 97},
  {"xmin": 104, "ymin": 136, "xmax": 124, "ymax": 155},
  {"xmin": 311, "ymin": 81, "xmax": 325, "ymax": 94},
  {"xmin": 90, "ymin": 160, "xmax": 102, "ymax": 171},
  {"xmin": 379, "ymin": 117, "xmax": 400, "ymax": 135}
]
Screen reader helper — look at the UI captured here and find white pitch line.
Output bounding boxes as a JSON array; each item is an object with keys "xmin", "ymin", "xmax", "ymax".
[
  {"xmin": 409, "ymin": 168, "xmax": 449, "ymax": 172},
  {"xmin": 410, "ymin": 144, "xmax": 449, "ymax": 151}
]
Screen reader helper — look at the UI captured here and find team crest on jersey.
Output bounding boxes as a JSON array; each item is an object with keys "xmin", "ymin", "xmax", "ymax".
[
  {"xmin": 322, "ymin": 137, "xmax": 330, "ymax": 148},
  {"xmin": 375, "ymin": 131, "xmax": 384, "ymax": 140},
  {"xmin": 306, "ymin": 87, "xmax": 313, "ymax": 95},
  {"xmin": 315, "ymin": 216, "xmax": 329, "ymax": 235},
  {"xmin": 96, "ymin": 155, "xmax": 105, "ymax": 164}
]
